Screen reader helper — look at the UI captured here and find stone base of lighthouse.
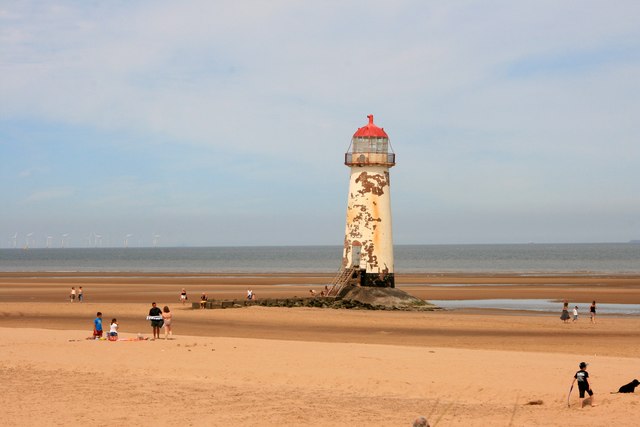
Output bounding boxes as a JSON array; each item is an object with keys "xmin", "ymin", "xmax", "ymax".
[
  {"xmin": 336, "ymin": 285, "xmax": 436, "ymax": 310},
  {"xmin": 359, "ymin": 272, "xmax": 395, "ymax": 288}
]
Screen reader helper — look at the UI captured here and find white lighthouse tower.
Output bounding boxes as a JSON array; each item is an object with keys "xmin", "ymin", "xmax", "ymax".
[{"xmin": 342, "ymin": 115, "xmax": 395, "ymax": 288}]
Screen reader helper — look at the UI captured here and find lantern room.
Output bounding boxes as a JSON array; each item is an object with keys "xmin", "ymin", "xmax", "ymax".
[{"xmin": 345, "ymin": 115, "xmax": 396, "ymax": 167}]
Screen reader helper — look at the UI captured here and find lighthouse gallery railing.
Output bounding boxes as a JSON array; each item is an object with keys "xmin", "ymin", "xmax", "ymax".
[{"xmin": 344, "ymin": 152, "xmax": 396, "ymax": 166}]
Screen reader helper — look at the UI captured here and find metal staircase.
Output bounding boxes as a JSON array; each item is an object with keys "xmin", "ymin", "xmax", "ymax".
[{"xmin": 326, "ymin": 266, "xmax": 358, "ymax": 297}]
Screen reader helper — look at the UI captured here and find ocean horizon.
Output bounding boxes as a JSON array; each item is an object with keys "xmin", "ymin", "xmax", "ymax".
[{"xmin": 1, "ymin": 243, "xmax": 638, "ymax": 274}]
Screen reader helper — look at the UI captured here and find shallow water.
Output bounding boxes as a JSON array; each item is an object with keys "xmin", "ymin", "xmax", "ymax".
[{"xmin": 430, "ymin": 299, "xmax": 640, "ymax": 315}]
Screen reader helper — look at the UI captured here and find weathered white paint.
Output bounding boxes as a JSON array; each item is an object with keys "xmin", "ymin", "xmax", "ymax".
[{"xmin": 342, "ymin": 164, "xmax": 394, "ymax": 276}]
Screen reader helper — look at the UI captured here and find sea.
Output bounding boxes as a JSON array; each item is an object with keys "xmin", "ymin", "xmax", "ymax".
[{"xmin": 0, "ymin": 243, "xmax": 638, "ymax": 274}]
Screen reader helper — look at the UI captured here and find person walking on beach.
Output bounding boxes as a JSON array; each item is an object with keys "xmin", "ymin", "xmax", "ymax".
[
  {"xmin": 162, "ymin": 306, "xmax": 173, "ymax": 339},
  {"xmin": 93, "ymin": 312, "xmax": 103, "ymax": 339},
  {"xmin": 70, "ymin": 287, "xmax": 76, "ymax": 302},
  {"xmin": 180, "ymin": 288, "xmax": 188, "ymax": 305},
  {"xmin": 570, "ymin": 362, "xmax": 596, "ymax": 408},
  {"xmin": 590, "ymin": 301, "xmax": 597, "ymax": 323},
  {"xmin": 560, "ymin": 301, "xmax": 570, "ymax": 323},
  {"xmin": 573, "ymin": 306, "xmax": 579, "ymax": 322},
  {"xmin": 148, "ymin": 302, "xmax": 163, "ymax": 340},
  {"xmin": 78, "ymin": 286, "xmax": 84, "ymax": 302}
]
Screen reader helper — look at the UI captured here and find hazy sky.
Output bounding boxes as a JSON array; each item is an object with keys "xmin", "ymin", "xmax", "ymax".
[{"xmin": 2, "ymin": 1, "xmax": 639, "ymax": 247}]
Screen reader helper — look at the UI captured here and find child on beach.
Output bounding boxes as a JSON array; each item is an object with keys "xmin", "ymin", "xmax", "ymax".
[
  {"xmin": 93, "ymin": 312, "xmax": 103, "ymax": 339},
  {"xmin": 573, "ymin": 306, "xmax": 579, "ymax": 321},
  {"xmin": 180, "ymin": 288, "xmax": 188, "ymax": 304},
  {"xmin": 78, "ymin": 286, "xmax": 83, "ymax": 302},
  {"xmin": 590, "ymin": 301, "xmax": 597, "ymax": 323},
  {"xmin": 570, "ymin": 362, "xmax": 596, "ymax": 408},
  {"xmin": 109, "ymin": 318, "xmax": 118, "ymax": 340},
  {"xmin": 70, "ymin": 287, "xmax": 76, "ymax": 302}
]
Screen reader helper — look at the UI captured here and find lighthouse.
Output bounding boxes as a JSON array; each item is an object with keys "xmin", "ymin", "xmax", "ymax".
[{"xmin": 342, "ymin": 115, "xmax": 395, "ymax": 288}]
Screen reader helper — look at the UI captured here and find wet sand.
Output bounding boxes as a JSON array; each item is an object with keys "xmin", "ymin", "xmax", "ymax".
[{"xmin": 1, "ymin": 272, "xmax": 640, "ymax": 425}]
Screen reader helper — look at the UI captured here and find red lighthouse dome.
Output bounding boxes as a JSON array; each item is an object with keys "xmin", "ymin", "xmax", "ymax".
[{"xmin": 353, "ymin": 115, "xmax": 388, "ymax": 138}]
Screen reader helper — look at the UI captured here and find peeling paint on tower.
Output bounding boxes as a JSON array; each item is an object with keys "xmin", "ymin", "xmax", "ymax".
[{"xmin": 341, "ymin": 115, "xmax": 395, "ymax": 288}]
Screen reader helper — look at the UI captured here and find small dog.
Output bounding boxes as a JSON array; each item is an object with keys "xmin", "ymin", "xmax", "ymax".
[{"xmin": 618, "ymin": 379, "xmax": 640, "ymax": 393}]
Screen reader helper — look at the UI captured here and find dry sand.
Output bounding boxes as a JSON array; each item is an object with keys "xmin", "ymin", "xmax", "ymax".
[{"xmin": 1, "ymin": 272, "xmax": 640, "ymax": 426}]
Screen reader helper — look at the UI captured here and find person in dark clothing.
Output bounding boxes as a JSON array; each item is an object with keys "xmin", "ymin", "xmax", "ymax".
[
  {"xmin": 148, "ymin": 302, "xmax": 163, "ymax": 340},
  {"xmin": 571, "ymin": 362, "xmax": 596, "ymax": 408}
]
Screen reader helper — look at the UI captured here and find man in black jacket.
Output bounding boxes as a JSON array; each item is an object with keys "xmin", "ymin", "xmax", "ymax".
[{"xmin": 148, "ymin": 302, "xmax": 163, "ymax": 340}]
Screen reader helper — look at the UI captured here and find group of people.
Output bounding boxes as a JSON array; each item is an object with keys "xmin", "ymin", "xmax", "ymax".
[
  {"xmin": 69, "ymin": 286, "xmax": 84, "ymax": 302},
  {"xmin": 309, "ymin": 285, "xmax": 332, "ymax": 297},
  {"xmin": 91, "ymin": 302, "xmax": 174, "ymax": 341},
  {"xmin": 148, "ymin": 302, "xmax": 173, "ymax": 340},
  {"xmin": 92, "ymin": 312, "xmax": 118, "ymax": 340},
  {"xmin": 179, "ymin": 289, "xmax": 210, "ymax": 308},
  {"xmin": 560, "ymin": 300, "xmax": 597, "ymax": 323}
]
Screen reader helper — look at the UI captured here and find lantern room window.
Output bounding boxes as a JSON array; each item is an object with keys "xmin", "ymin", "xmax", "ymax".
[{"xmin": 352, "ymin": 137, "xmax": 389, "ymax": 153}]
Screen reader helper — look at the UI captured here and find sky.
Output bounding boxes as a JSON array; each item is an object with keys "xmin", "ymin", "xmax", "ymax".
[{"xmin": 1, "ymin": 1, "xmax": 639, "ymax": 247}]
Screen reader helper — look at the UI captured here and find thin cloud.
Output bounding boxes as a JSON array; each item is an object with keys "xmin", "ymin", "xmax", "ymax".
[{"xmin": 23, "ymin": 187, "xmax": 74, "ymax": 203}]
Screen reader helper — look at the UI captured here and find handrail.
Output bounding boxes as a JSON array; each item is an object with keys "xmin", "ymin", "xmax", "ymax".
[{"xmin": 326, "ymin": 266, "xmax": 358, "ymax": 297}]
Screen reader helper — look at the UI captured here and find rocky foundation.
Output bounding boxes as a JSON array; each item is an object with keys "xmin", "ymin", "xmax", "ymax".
[{"xmin": 194, "ymin": 285, "xmax": 438, "ymax": 311}]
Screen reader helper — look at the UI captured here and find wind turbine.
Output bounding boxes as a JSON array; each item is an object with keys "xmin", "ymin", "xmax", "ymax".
[
  {"xmin": 25, "ymin": 232, "xmax": 34, "ymax": 249},
  {"xmin": 152, "ymin": 234, "xmax": 160, "ymax": 247},
  {"xmin": 46, "ymin": 236, "xmax": 53, "ymax": 248},
  {"xmin": 124, "ymin": 234, "xmax": 133, "ymax": 248},
  {"xmin": 11, "ymin": 233, "xmax": 18, "ymax": 249},
  {"xmin": 95, "ymin": 234, "xmax": 102, "ymax": 247},
  {"xmin": 61, "ymin": 233, "xmax": 69, "ymax": 248}
]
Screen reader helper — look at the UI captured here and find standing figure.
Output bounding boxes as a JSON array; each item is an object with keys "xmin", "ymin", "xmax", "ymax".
[
  {"xmin": 246, "ymin": 289, "xmax": 253, "ymax": 301},
  {"xmin": 572, "ymin": 306, "xmax": 579, "ymax": 322},
  {"xmin": 78, "ymin": 286, "xmax": 84, "ymax": 302},
  {"xmin": 200, "ymin": 293, "xmax": 208, "ymax": 309},
  {"xmin": 560, "ymin": 301, "xmax": 570, "ymax": 323},
  {"xmin": 162, "ymin": 306, "xmax": 173, "ymax": 340},
  {"xmin": 570, "ymin": 362, "xmax": 596, "ymax": 408},
  {"xmin": 180, "ymin": 288, "xmax": 188, "ymax": 305},
  {"xmin": 93, "ymin": 312, "xmax": 103, "ymax": 339},
  {"xmin": 70, "ymin": 287, "xmax": 76, "ymax": 302},
  {"xmin": 148, "ymin": 302, "xmax": 163, "ymax": 340},
  {"xmin": 590, "ymin": 301, "xmax": 597, "ymax": 323}
]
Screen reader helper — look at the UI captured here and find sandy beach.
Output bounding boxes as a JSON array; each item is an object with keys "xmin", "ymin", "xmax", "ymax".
[{"xmin": 2, "ymin": 272, "xmax": 640, "ymax": 426}]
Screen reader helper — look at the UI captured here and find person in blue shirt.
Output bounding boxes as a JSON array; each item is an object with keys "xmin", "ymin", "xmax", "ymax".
[{"xmin": 93, "ymin": 312, "xmax": 103, "ymax": 339}]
